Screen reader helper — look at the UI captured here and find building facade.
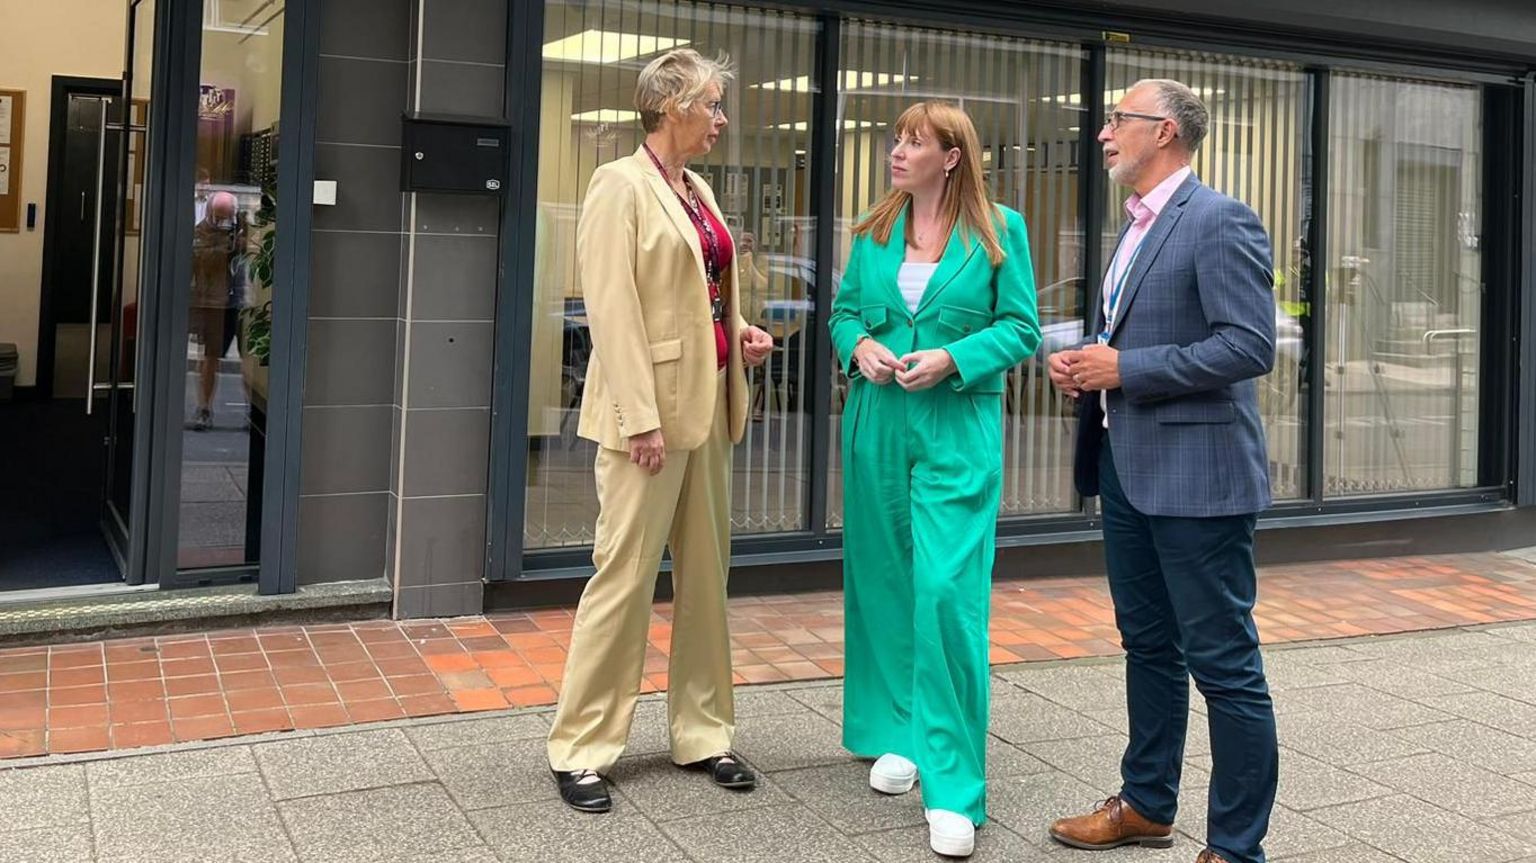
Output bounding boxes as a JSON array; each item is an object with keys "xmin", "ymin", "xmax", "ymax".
[{"xmin": 0, "ymin": 0, "xmax": 1532, "ymax": 618}]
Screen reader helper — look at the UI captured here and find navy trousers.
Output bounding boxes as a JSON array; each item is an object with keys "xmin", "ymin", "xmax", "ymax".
[{"xmin": 1098, "ymin": 438, "xmax": 1278, "ymax": 863}]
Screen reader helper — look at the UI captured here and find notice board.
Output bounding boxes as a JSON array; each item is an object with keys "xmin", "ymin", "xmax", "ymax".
[{"xmin": 0, "ymin": 89, "xmax": 24, "ymax": 233}]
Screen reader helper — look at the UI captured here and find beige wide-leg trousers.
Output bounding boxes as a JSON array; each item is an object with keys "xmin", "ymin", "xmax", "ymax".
[{"xmin": 547, "ymin": 374, "xmax": 734, "ymax": 774}]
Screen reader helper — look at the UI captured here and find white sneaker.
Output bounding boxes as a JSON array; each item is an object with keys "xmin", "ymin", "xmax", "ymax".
[
  {"xmin": 868, "ymin": 753, "xmax": 918, "ymax": 795},
  {"xmin": 927, "ymin": 809, "xmax": 975, "ymax": 857}
]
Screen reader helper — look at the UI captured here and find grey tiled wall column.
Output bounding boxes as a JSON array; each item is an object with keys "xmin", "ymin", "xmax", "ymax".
[
  {"xmin": 389, "ymin": 0, "xmax": 509, "ymax": 618},
  {"xmin": 294, "ymin": 0, "xmax": 413, "ymax": 587},
  {"xmin": 297, "ymin": 0, "xmax": 506, "ymax": 619}
]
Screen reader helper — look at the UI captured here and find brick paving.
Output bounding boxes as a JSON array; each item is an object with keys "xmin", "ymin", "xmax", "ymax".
[{"xmin": 1, "ymin": 550, "xmax": 1534, "ymax": 760}]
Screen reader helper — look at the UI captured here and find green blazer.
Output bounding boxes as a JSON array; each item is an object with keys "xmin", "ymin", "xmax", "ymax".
[{"xmin": 829, "ymin": 204, "xmax": 1041, "ymax": 395}]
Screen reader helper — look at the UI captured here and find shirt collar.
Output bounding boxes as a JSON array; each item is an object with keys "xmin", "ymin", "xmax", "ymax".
[{"xmin": 1125, "ymin": 165, "xmax": 1192, "ymax": 225}]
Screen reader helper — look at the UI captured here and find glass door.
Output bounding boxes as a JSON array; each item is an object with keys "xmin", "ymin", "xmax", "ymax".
[
  {"xmin": 101, "ymin": 0, "xmax": 157, "ymax": 575},
  {"xmin": 173, "ymin": 0, "xmax": 287, "ymax": 571}
]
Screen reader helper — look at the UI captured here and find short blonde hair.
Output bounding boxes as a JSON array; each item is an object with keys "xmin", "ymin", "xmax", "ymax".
[{"xmin": 634, "ymin": 48, "xmax": 735, "ymax": 133}]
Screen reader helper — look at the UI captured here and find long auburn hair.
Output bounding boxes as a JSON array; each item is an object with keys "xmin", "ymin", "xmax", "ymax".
[{"xmin": 853, "ymin": 101, "xmax": 1005, "ymax": 266}]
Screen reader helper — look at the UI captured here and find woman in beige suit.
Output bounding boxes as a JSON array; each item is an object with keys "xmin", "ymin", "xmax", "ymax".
[{"xmin": 547, "ymin": 48, "xmax": 775, "ymax": 813}]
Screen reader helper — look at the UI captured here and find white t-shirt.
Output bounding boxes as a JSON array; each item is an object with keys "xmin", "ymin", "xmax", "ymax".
[{"xmin": 897, "ymin": 262, "xmax": 938, "ymax": 314}]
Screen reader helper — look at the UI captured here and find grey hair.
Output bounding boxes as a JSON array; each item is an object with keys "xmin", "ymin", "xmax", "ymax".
[
  {"xmin": 1135, "ymin": 78, "xmax": 1208, "ymax": 153},
  {"xmin": 634, "ymin": 49, "xmax": 736, "ymax": 133}
]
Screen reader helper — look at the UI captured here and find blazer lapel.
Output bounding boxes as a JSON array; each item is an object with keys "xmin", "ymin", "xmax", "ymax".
[
  {"xmin": 635, "ymin": 149, "xmax": 708, "ymax": 286},
  {"xmin": 871, "ymin": 208, "xmax": 910, "ymax": 309},
  {"xmin": 915, "ymin": 225, "xmax": 979, "ymax": 315},
  {"xmin": 1107, "ymin": 174, "xmax": 1200, "ymax": 343}
]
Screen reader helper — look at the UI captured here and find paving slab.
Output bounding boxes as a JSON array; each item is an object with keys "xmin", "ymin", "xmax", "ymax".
[
  {"xmin": 254, "ymin": 728, "xmax": 434, "ymax": 800},
  {"xmin": 277, "ymin": 783, "xmax": 484, "ymax": 863},
  {"xmin": 93, "ymin": 773, "xmax": 295, "ymax": 863},
  {"xmin": 1309, "ymin": 794, "xmax": 1534, "ymax": 863},
  {"xmin": 470, "ymin": 800, "xmax": 687, "ymax": 863}
]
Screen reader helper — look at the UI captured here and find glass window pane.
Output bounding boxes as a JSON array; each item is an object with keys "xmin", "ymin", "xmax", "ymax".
[
  {"xmin": 1325, "ymin": 75, "xmax": 1482, "ymax": 495},
  {"xmin": 1105, "ymin": 49, "xmax": 1310, "ymax": 500},
  {"xmin": 525, "ymin": 1, "xmax": 818, "ymax": 549},
  {"xmin": 827, "ymin": 20, "xmax": 1086, "ymax": 529},
  {"xmin": 178, "ymin": 0, "xmax": 283, "ymax": 568}
]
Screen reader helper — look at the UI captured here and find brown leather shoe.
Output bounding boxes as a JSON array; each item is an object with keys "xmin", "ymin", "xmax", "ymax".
[
  {"xmin": 1049, "ymin": 795, "xmax": 1175, "ymax": 850},
  {"xmin": 1195, "ymin": 850, "xmax": 1230, "ymax": 863}
]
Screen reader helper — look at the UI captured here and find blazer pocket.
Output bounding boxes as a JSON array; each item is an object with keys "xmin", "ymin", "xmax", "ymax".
[
  {"xmin": 937, "ymin": 305, "xmax": 992, "ymax": 337},
  {"xmin": 1155, "ymin": 400, "xmax": 1236, "ymax": 424},
  {"xmin": 859, "ymin": 304, "xmax": 889, "ymax": 333},
  {"xmin": 649, "ymin": 338, "xmax": 683, "ymax": 363}
]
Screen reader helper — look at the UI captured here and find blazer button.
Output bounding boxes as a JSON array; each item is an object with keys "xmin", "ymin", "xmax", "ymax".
[
  {"xmin": 906, "ymin": 318, "xmax": 914, "ymax": 327},
  {"xmin": 962, "ymin": 325, "xmax": 972, "ymax": 333}
]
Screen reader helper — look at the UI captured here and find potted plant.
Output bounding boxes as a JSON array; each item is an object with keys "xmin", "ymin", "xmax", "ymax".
[{"xmin": 239, "ymin": 186, "xmax": 276, "ymax": 409}]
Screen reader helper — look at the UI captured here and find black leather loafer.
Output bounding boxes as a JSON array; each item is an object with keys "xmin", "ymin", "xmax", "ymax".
[
  {"xmin": 552, "ymin": 768, "xmax": 612, "ymax": 813},
  {"xmin": 684, "ymin": 753, "xmax": 756, "ymax": 790}
]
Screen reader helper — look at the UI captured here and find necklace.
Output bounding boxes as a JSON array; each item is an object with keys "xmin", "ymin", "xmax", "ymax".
[{"xmin": 912, "ymin": 213, "xmax": 941, "ymax": 247}]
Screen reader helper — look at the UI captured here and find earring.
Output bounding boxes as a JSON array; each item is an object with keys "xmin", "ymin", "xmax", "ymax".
[{"xmin": 945, "ymin": 168, "xmax": 952, "ymax": 181}]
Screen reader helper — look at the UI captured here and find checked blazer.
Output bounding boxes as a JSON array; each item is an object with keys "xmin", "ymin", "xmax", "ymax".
[{"xmin": 1074, "ymin": 173, "xmax": 1277, "ymax": 518}]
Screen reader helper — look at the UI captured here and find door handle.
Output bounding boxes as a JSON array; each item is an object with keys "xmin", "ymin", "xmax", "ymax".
[{"xmin": 86, "ymin": 98, "xmax": 108, "ymax": 416}]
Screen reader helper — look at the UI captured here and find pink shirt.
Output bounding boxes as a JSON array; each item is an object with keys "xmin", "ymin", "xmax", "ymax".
[{"xmin": 1101, "ymin": 166, "xmax": 1191, "ymax": 427}]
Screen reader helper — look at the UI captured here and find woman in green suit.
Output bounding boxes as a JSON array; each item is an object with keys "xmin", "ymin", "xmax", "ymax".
[{"xmin": 829, "ymin": 101, "xmax": 1040, "ymax": 858}]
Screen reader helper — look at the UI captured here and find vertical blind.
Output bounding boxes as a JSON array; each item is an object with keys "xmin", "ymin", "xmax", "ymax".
[
  {"xmin": 828, "ymin": 20, "xmax": 1085, "ymax": 528},
  {"xmin": 521, "ymin": 0, "xmax": 1494, "ymax": 555},
  {"xmin": 526, "ymin": 0, "xmax": 817, "ymax": 547},
  {"xmin": 1104, "ymin": 49, "xmax": 1310, "ymax": 500}
]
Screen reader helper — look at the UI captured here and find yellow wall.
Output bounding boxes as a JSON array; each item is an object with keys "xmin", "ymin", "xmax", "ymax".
[{"xmin": 0, "ymin": 0, "xmax": 126, "ymax": 386}]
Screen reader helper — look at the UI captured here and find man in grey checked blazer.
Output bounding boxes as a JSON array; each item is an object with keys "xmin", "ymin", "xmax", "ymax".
[{"xmin": 1045, "ymin": 80, "xmax": 1279, "ymax": 863}]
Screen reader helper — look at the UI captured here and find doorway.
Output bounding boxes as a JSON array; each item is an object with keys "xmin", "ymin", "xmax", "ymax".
[
  {"xmin": 0, "ymin": 0, "xmax": 159, "ymax": 594},
  {"xmin": 0, "ymin": 79, "xmax": 136, "ymax": 591}
]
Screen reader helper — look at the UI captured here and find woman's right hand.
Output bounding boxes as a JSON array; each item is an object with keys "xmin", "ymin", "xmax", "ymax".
[
  {"xmin": 853, "ymin": 338, "xmax": 905, "ymax": 385},
  {"xmin": 628, "ymin": 429, "xmax": 666, "ymax": 475}
]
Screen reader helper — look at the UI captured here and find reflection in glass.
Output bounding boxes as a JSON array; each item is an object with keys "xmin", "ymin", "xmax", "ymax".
[
  {"xmin": 525, "ymin": 1, "xmax": 818, "ymax": 548},
  {"xmin": 828, "ymin": 21, "xmax": 1085, "ymax": 528},
  {"xmin": 1326, "ymin": 75, "xmax": 1482, "ymax": 494},
  {"xmin": 1105, "ymin": 49, "xmax": 1310, "ymax": 499},
  {"xmin": 177, "ymin": 0, "xmax": 284, "ymax": 568}
]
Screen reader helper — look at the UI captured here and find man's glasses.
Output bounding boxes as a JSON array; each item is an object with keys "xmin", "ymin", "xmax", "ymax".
[{"xmin": 1103, "ymin": 110, "xmax": 1168, "ymax": 131}]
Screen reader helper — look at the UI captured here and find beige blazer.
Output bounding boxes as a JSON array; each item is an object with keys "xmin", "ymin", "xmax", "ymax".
[{"xmin": 575, "ymin": 148, "xmax": 750, "ymax": 452}]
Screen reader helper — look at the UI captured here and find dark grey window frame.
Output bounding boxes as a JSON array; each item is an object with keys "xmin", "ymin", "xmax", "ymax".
[
  {"xmin": 481, "ymin": 0, "xmax": 1530, "ymax": 582},
  {"xmin": 1519, "ymin": 71, "xmax": 1536, "ymax": 509},
  {"xmin": 485, "ymin": 0, "xmax": 550, "ymax": 584}
]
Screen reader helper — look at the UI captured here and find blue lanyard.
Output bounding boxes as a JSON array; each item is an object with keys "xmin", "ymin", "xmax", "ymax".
[{"xmin": 1098, "ymin": 230, "xmax": 1147, "ymax": 343}]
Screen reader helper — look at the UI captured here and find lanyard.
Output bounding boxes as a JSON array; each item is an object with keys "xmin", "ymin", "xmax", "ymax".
[
  {"xmin": 643, "ymin": 144, "xmax": 723, "ymax": 299},
  {"xmin": 1098, "ymin": 226, "xmax": 1148, "ymax": 343}
]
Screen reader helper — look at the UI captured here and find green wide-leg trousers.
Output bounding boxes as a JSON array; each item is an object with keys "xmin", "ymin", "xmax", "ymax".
[{"xmin": 840, "ymin": 380, "xmax": 1003, "ymax": 825}]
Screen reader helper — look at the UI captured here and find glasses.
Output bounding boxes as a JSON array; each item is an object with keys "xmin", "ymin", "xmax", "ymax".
[
  {"xmin": 1103, "ymin": 110, "xmax": 1168, "ymax": 130},
  {"xmin": 705, "ymin": 100, "xmax": 724, "ymax": 118}
]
